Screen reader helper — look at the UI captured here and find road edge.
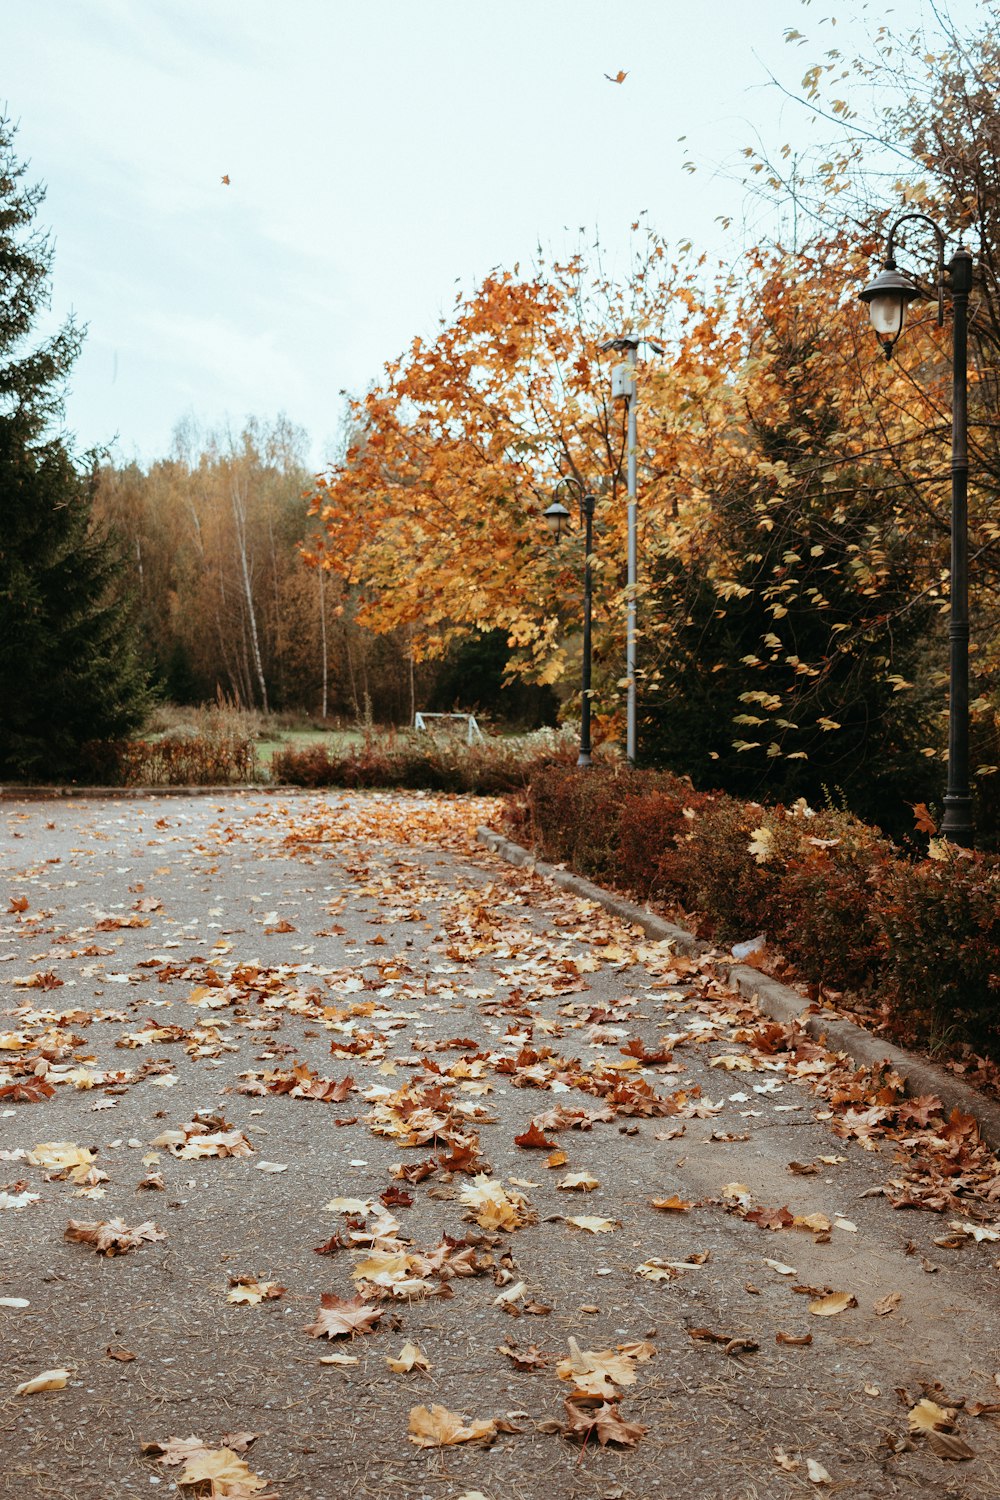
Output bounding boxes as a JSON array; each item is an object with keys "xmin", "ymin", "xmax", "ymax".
[{"xmin": 476, "ymin": 823, "xmax": 1000, "ymax": 1153}]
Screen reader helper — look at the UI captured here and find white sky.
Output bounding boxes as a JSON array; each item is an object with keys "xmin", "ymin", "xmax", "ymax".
[{"xmin": 5, "ymin": 0, "xmax": 983, "ymax": 469}]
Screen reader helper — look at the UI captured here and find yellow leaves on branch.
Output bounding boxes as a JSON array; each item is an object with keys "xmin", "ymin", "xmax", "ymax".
[{"xmin": 302, "ymin": 242, "xmax": 727, "ymax": 682}]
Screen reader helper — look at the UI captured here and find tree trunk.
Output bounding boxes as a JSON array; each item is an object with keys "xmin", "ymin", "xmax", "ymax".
[
  {"xmin": 318, "ymin": 565, "xmax": 329, "ymax": 720},
  {"xmin": 230, "ymin": 474, "xmax": 268, "ymax": 714}
]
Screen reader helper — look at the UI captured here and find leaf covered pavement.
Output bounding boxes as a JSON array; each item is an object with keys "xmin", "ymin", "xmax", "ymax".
[{"xmin": 2, "ymin": 791, "xmax": 1000, "ymax": 1498}]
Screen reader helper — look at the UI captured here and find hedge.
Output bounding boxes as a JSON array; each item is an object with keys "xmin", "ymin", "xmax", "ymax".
[
  {"xmin": 271, "ymin": 730, "xmax": 579, "ymax": 795},
  {"xmin": 516, "ymin": 765, "xmax": 1000, "ymax": 1059}
]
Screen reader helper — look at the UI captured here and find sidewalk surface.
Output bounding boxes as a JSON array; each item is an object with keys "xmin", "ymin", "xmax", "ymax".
[{"xmin": 1, "ymin": 791, "xmax": 998, "ymax": 1499}]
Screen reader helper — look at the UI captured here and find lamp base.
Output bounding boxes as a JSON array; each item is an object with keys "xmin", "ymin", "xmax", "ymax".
[{"xmin": 940, "ymin": 794, "xmax": 974, "ymax": 848}]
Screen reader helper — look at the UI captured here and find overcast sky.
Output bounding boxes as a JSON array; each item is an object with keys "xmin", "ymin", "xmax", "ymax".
[{"xmin": 5, "ymin": 0, "xmax": 982, "ymax": 469}]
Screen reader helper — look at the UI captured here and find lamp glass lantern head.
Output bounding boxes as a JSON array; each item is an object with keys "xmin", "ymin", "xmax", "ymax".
[
  {"xmin": 543, "ymin": 500, "xmax": 572, "ymax": 543},
  {"xmin": 858, "ymin": 261, "xmax": 922, "ymax": 357}
]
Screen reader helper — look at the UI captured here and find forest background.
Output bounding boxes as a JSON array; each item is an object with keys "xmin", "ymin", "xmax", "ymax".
[{"xmin": 6, "ymin": 4, "xmax": 1000, "ymax": 847}]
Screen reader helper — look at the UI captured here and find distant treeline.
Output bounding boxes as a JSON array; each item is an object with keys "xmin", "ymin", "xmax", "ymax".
[{"xmin": 94, "ymin": 416, "xmax": 555, "ymax": 727}]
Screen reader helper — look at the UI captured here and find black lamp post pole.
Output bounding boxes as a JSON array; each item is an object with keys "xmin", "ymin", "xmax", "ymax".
[
  {"xmin": 941, "ymin": 247, "xmax": 974, "ymax": 845},
  {"xmin": 860, "ymin": 219, "xmax": 975, "ymax": 846},
  {"xmin": 579, "ymin": 492, "xmax": 596, "ymax": 768}
]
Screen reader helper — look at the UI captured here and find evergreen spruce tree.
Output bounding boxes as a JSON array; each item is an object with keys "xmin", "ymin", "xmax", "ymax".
[{"xmin": 0, "ymin": 114, "xmax": 150, "ymax": 779}]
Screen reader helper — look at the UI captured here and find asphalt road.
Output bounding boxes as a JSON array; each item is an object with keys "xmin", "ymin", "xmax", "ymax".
[{"xmin": 1, "ymin": 790, "xmax": 998, "ymax": 1500}]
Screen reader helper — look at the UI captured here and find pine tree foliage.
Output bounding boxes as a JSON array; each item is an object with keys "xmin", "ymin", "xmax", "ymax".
[{"xmin": 0, "ymin": 114, "xmax": 150, "ymax": 778}]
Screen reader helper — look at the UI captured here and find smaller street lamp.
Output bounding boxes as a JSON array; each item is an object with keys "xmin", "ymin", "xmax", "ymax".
[
  {"xmin": 543, "ymin": 500, "xmax": 572, "ymax": 543},
  {"xmin": 543, "ymin": 481, "xmax": 597, "ymax": 767}
]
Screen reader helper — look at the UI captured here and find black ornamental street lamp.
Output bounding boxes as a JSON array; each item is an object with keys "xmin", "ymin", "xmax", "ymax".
[
  {"xmin": 859, "ymin": 213, "xmax": 975, "ymax": 846},
  {"xmin": 543, "ymin": 480, "xmax": 597, "ymax": 768}
]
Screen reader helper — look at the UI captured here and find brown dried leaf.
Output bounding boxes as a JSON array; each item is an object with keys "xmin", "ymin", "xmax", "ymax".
[
  {"xmin": 561, "ymin": 1398, "xmax": 647, "ymax": 1448},
  {"xmin": 386, "ymin": 1341, "xmax": 430, "ymax": 1373},
  {"xmin": 303, "ymin": 1293, "xmax": 383, "ymax": 1340},
  {"xmin": 650, "ymin": 1193, "xmax": 692, "ymax": 1213},
  {"xmin": 64, "ymin": 1218, "xmax": 166, "ymax": 1256},
  {"xmin": 908, "ymin": 1398, "xmax": 957, "ymax": 1433},
  {"xmin": 407, "ymin": 1404, "xmax": 497, "ymax": 1448},
  {"xmin": 926, "ymin": 1431, "xmax": 975, "ymax": 1461},
  {"xmin": 808, "ymin": 1291, "xmax": 856, "ymax": 1317}
]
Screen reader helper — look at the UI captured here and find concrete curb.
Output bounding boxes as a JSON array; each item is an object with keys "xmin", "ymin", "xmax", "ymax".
[{"xmin": 476, "ymin": 824, "xmax": 1000, "ymax": 1153}]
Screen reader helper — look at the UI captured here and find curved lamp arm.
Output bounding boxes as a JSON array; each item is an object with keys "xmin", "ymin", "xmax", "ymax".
[{"xmin": 884, "ymin": 212, "xmax": 947, "ymax": 328}]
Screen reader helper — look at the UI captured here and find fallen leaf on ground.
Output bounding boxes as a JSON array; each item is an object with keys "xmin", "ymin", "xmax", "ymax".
[
  {"xmin": 562, "ymin": 1214, "xmax": 617, "ymax": 1233},
  {"xmin": 806, "ymin": 1458, "xmax": 833, "ymax": 1484},
  {"xmin": 764, "ymin": 1258, "xmax": 797, "ymax": 1276},
  {"xmin": 105, "ymin": 1345, "xmax": 136, "ymax": 1361},
  {"xmin": 650, "ymin": 1193, "xmax": 692, "ymax": 1212},
  {"xmin": 808, "ymin": 1291, "xmax": 856, "ymax": 1317},
  {"xmin": 874, "ymin": 1292, "xmax": 901, "ymax": 1316},
  {"xmin": 793, "ymin": 1212, "xmax": 832, "ymax": 1234},
  {"xmin": 407, "ymin": 1404, "xmax": 497, "ymax": 1448},
  {"xmin": 635, "ymin": 1259, "xmax": 678, "ymax": 1281},
  {"xmin": 497, "ymin": 1342, "xmax": 550, "ymax": 1370},
  {"xmin": 908, "ymin": 1398, "xmax": 957, "ymax": 1433},
  {"xmin": 386, "ymin": 1341, "xmax": 430, "ymax": 1373},
  {"xmin": 64, "ymin": 1218, "xmax": 166, "ymax": 1256},
  {"xmin": 304, "ymin": 1294, "xmax": 383, "ymax": 1340},
  {"xmin": 255, "ymin": 1161, "xmax": 287, "ymax": 1174},
  {"xmin": 460, "ymin": 1176, "xmax": 532, "ymax": 1231},
  {"xmin": 948, "ymin": 1219, "xmax": 1000, "ymax": 1244},
  {"xmin": 15, "ymin": 1369, "xmax": 70, "ymax": 1395},
  {"xmin": 227, "ymin": 1276, "xmax": 285, "ymax": 1305},
  {"xmin": 776, "ymin": 1331, "xmax": 813, "ymax": 1346},
  {"xmin": 926, "ymin": 1431, "xmax": 975, "ymax": 1460},
  {"xmin": 176, "ymin": 1445, "xmax": 268, "ymax": 1492},
  {"xmin": 514, "ymin": 1122, "xmax": 556, "ymax": 1149},
  {"xmin": 555, "ymin": 1337, "xmax": 653, "ymax": 1397},
  {"xmin": 27, "ymin": 1141, "xmax": 95, "ymax": 1181},
  {"xmin": 318, "ymin": 1352, "xmax": 358, "ymax": 1366},
  {"xmin": 561, "ymin": 1399, "xmax": 647, "ymax": 1447},
  {"xmin": 557, "ymin": 1171, "xmax": 599, "ymax": 1192}
]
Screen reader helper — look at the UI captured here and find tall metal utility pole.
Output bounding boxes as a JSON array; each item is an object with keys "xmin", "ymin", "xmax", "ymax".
[{"xmin": 601, "ymin": 332, "xmax": 662, "ymax": 766}]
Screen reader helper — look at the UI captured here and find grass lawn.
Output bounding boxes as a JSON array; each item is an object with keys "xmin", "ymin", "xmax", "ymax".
[{"xmin": 254, "ymin": 726, "xmax": 364, "ymax": 768}]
